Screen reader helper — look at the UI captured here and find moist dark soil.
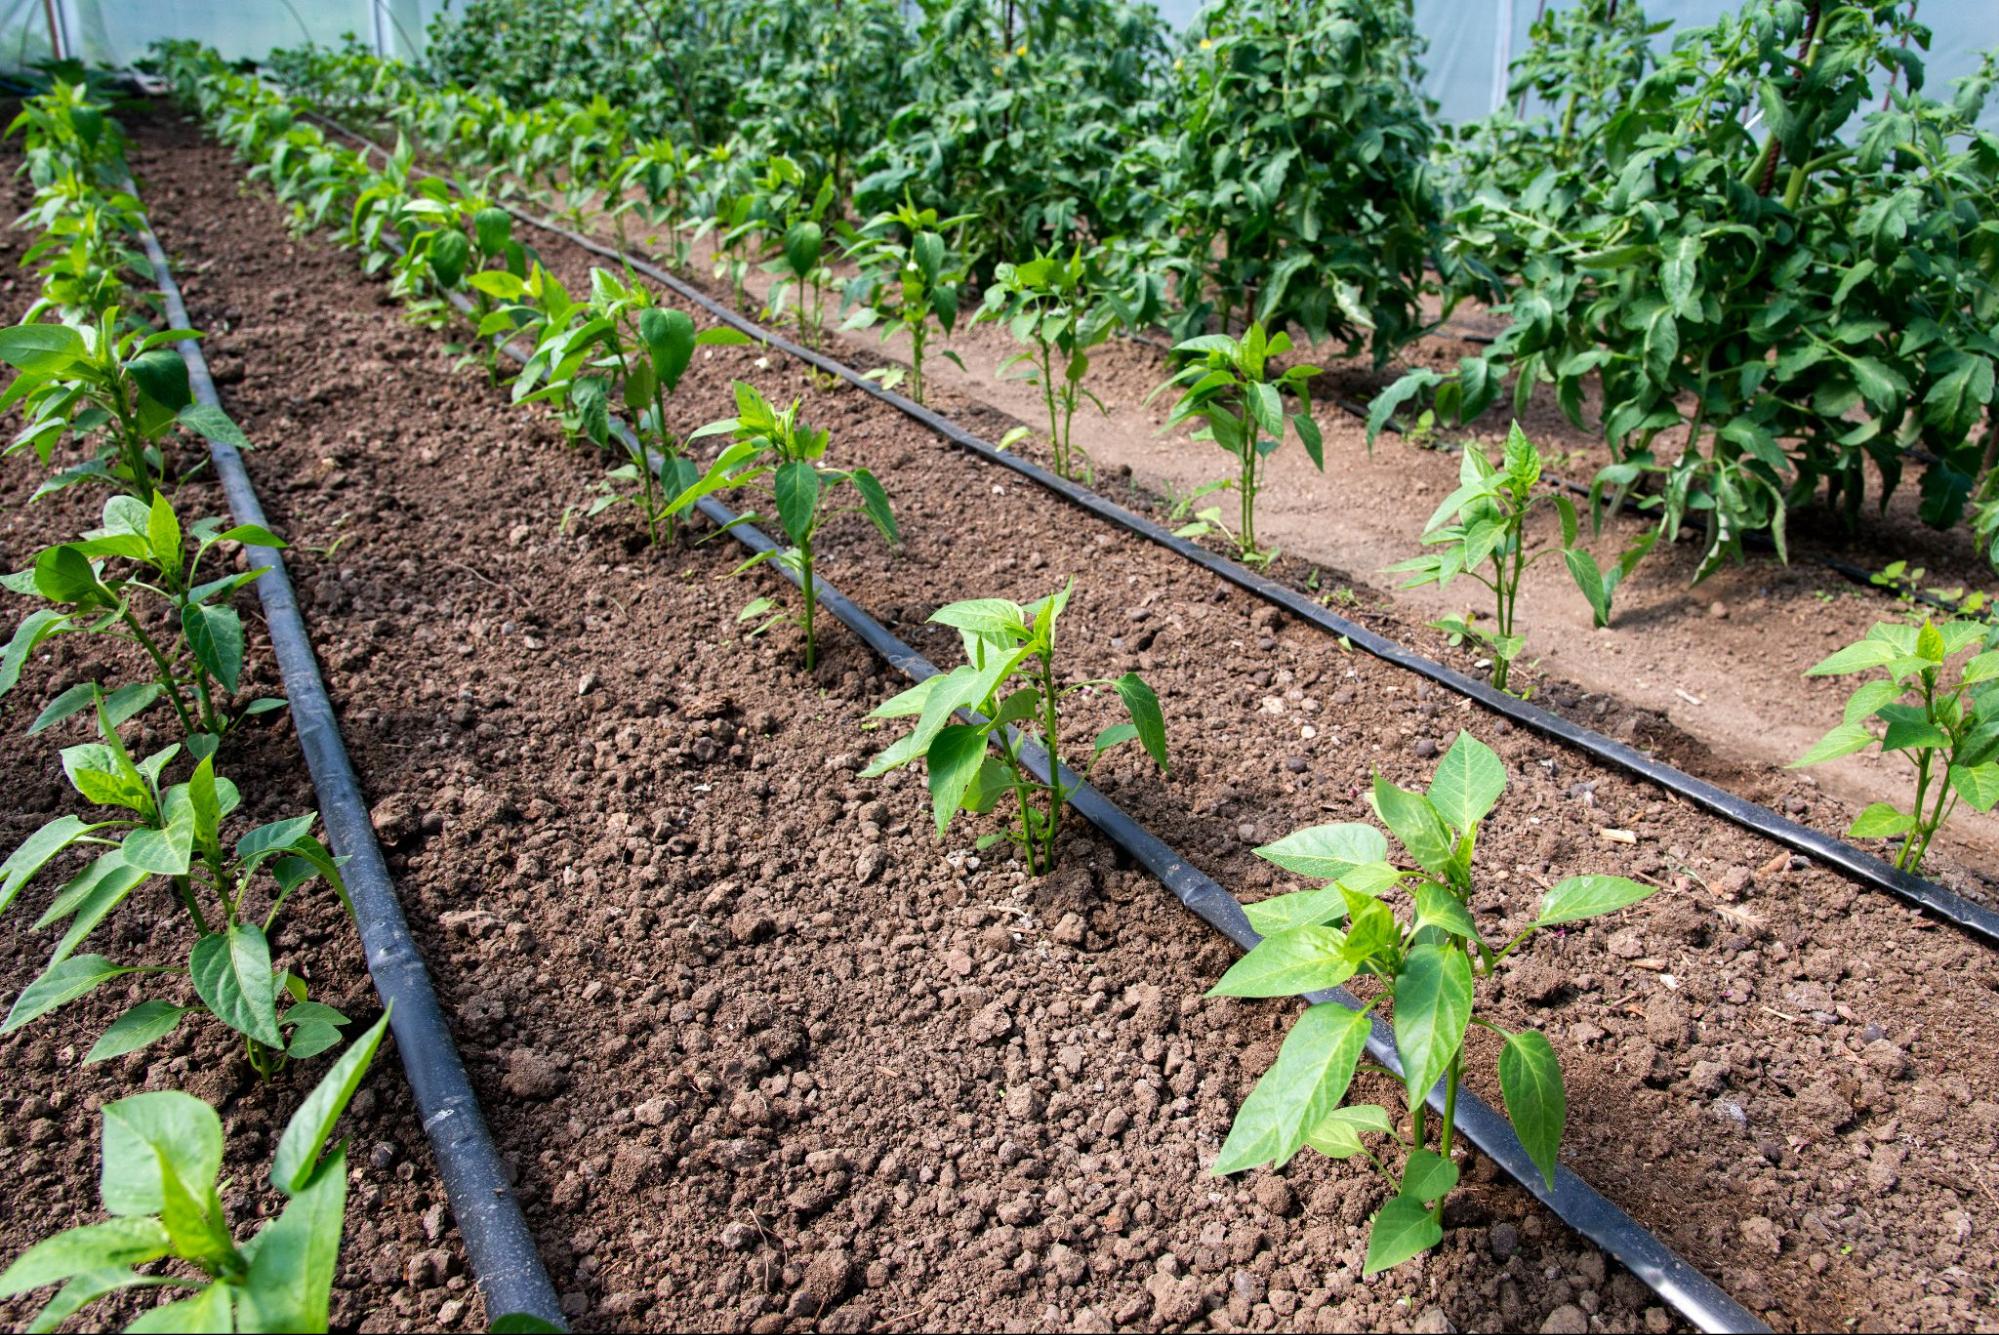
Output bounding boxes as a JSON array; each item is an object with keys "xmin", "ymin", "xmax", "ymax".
[{"xmin": 1, "ymin": 102, "xmax": 1993, "ymax": 1334}]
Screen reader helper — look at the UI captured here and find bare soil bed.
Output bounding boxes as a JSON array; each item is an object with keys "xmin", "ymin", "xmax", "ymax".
[{"xmin": 1, "ymin": 104, "xmax": 1992, "ymax": 1334}]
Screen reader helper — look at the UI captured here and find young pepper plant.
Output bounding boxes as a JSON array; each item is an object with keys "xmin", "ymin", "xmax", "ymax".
[
  {"xmin": 0, "ymin": 1012, "xmax": 389, "ymax": 1331},
  {"xmin": 1209, "ymin": 732, "xmax": 1657, "ymax": 1274},
  {"xmin": 0, "ymin": 491, "xmax": 288, "ymax": 746},
  {"xmin": 1385, "ymin": 422, "xmax": 1654, "ymax": 693},
  {"xmin": 843, "ymin": 197, "xmax": 976, "ymax": 405},
  {"xmin": 978, "ymin": 247, "xmax": 1115, "ymax": 482},
  {"xmin": 670, "ymin": 381, "xmax": 899, "ymax": 669},
  {"xmin": 860, "ymin": 583, "xmax": 1168, "ymax": 875},
  {"xmin": 1148, "ymin": 322, "xmax": 1323, "ymax": 564},
  {"xmin": 0, "ymin": 705, "xmax": 353, "ymax": 1078},
  {"xmin": 498, "ymin": 264, "xmax": 747, "ymax": 544},
  {"xmin": 1791, "ymin": 618, "xmax": 1999, "ymax": 873},
  {"xmin": 0, "ymin": 314, "xmax": 251, "ymax": 503}
]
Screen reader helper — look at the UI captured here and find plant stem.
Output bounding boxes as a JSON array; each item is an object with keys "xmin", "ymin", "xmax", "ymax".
[
  {"xmin": 799, "ymin": 540, "xmax": 817, "ymax": 671},
  {"xmin": 122, "ymin": 608, "xmax": 197, "ymax": 736},
  {"xmin": 999, "ymin": 729, "xmax": 1040, "ymax": 877},
  {"xmin": 1038, "ymin": 648, "xmax": 1062, "ymax": 870},
  {"xmin": 172, "ymin": 874, "xmax": 211, "ymax": 934}
]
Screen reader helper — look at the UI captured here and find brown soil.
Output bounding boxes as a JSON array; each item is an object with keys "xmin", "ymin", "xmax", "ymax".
[{"xmin": 2, "ymin": 102, "xmax": 1993, "ymax": 1335}]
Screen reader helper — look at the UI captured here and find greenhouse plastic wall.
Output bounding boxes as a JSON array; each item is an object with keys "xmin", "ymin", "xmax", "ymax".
[{"xmin": 2, "ymin": 0, "xmax": 1994, "ymax": 132}]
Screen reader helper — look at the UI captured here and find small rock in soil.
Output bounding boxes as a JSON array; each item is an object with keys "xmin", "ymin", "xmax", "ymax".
[
  {"xmin": 369, "ymin": 792, "xmax": 419, "ymax": 845},
  {"xmin": 502, "ymin": 1050, "xmax": 568, "ymax": 1101},
  {"xmin": 1540, "ymin": 1304, "xmax": 1589, "ymax": 1335},
  {"xmin": 1252, "ymin": 1174, "xmax": 1296, "ymax": 1217},
  {"xmin": 790, "ymin": 1249, "xmax": 855, "ymax": 1315},
  {"xmin": 1507, "ymin": 959, "xmax": 1565, "ymax": 1004}
]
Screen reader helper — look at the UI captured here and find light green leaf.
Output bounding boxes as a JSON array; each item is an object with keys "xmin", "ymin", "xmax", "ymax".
[
  {"xmin": 1209, "ymin": 926, "xmax": 1354, "ymax": 998},
  {"xmin": 1112, "ymin": 673, "xmax": 1167, "ymax": 771},
  {"xmin": 1371, "ymin": 777, "xmax": 1455, "ymax": 876},
  {"xmin": 3, "ymin": 955, "xmax": 139, "ymax": 1032},
  {"xmin": 1393, "ymin": 943, "xmax": 1472, "ymax": 1107},
  {"xmin": 1427, "ymin": 732, "xmax": 1505, "ymax": 835},
  {"xmin": 1535, "ymin": 875, "xmax": 1658, "ymax": 927},
  {"xmin": 925, "ymin": 724, "xmax": 989, "ymax": 835},
  {"xmin": 1498, "ymin": 1028, "xmax": 1566, "ymax": 1190},
  {"xmin": 1363, "ymin": 1196, "xmax": 1443, "ymax": 1276},
  {"xmin": 86, "ymin": 1001, "xmax": 192, "ymax": 1063},
  {"xmin": 190, "ymin": 924, "xmax": 284, "ymax": 1048},
  {"xmin": 1948, "ymin": 763, "xmax": 1999, "ymax": 813},
  {"xmin": 101, "ymin": 1091, "xmax": 223, "ymax": 1218},
  {"xmin": 1790, "ymin": 722, "xmax": 1876, "ymax": 768},
  {"xmin": 1847, "ymin": 802, "xmax": 1917, "ymax": 838},
  {"xmin": 1399, "ymin": 1146, "xmax": 1459, "ymax": 1203},
  {"xmin": 1253, "ymin": 822, "xmax": 1388, "ymax": 880},
  {"xmin": 235, "ymin": 1148, "xmax": 345, "ymax": 1333},
  {"xmin": 0, "ymin": 1219, "xmax": 170, "ymax": 1298},
  {"xmin": 1212, "ymin": 1002, "xmax": 1372, "ymax": 1174},
  {"xmin": 126, "ymin": 1276, "xmax": 233, "ymax": 1332},
  {"xmin": 273, "ymin": 1012, "xmax": 389, "ymax": 1196}
]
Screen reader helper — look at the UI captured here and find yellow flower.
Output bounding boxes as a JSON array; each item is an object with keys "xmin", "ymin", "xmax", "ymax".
[
  {"xmin": 1017, "ymin": 43, "xmax": 1028, "ymax": 56},
  {"xmin": 1199, "ymin": 37, "xmax": 1212, "ymax": 49}
]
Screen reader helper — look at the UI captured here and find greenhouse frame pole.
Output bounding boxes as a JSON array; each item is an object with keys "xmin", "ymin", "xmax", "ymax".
[
  {"xmin": 39, "ymin": 0, "xmax": 60, "ymax": 59},
  {"xmin": 1491, "ymin": 0, "xmax": 1514, "ymax": 113},
  {"xmin": 369, "ymin": 0, "xmax": 387, "ymax": 59}
]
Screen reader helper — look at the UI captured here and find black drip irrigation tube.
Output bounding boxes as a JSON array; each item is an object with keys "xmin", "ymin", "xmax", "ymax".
[
  {"xmin": 423, "ymin": 265, "xmax": 1771, "ymax": 1335},
  {"xmin": 433, "ymin": 179, "xmax": 1999, "ymax": 953},
  {"xmin": 134, "ymin": 219, "xmax": 567, "ymax": 1327}
]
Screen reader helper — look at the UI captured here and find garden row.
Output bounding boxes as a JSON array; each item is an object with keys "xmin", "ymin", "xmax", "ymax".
[
  {"xmin": 248, "ymin": 30, "xmax": 1999, "ymax": 890},
  {"xmin": 0, "ymin": 79, "xmax": 482, "ymax": 1331},
  {"xmin": 132, "ymin": 45, "xmax": 1999, "ymax": 1330}
]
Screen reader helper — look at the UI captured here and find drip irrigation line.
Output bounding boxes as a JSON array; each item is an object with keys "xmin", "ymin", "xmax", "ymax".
[
  {"xmin": 428, "ymin": 263, "xmax": 1769, "ymax": 1335},
  {"xmin": 133, "ymin": 216, "xmax": 567, "ymax": 1329},
  {"xmin": 445, "ymin": 184, "xmax": 1999, "ymax": 953}
]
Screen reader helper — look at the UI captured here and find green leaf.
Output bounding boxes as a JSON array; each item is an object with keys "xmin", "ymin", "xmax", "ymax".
[
  {"xmin": 1426, "ymin": 732, "xmax": 1505, "ymax": 835},
  {"xmin": 0, "ymin": 1219, "xmax": 170, "ymax": 1298},
  {"xmin": 24, "ymin": 1268, "xmax": 159, "ymax": 1334},
  {"xmin": 925, "ymin": 724, "xmax": 989, "ymax": 835},
  {"xmin": 1, "ymin": 815, "xmax": 110, "ymax": 913},
  {"xmin": 1212, "ymin": 1001, "xmax": 1372, "ymax": 1175},
  {"xmin": 1948, "ymin": 763, "xmax": 1999, "ymax": 813},
  {"xmin": 128, "ymin": 349, "xmax": 192, "ymax": 412},
  {"xmin": 0, "ymin": 322, "xmax": 85, "ymax": 374},
  {"xmin": 1805, "ymin": 638, "xmax": 1899, "ymax": 676},
  {"xmin": 1535, "ymin": 875, "xmax": 1658, "ymax": 927},
  {"xmin": 127, "ymin": 1280, "xmax": 234, "ymax": 1333},
  {"xmin": 1791, "ymin": 722, "xmax": 1877, "ymax": 767},
  {"xmin": 1842, "ymin": 679, "xmax": 1903, "ymax": 724},
  {"xmin": 1242, "ymin": 884, "xmax": 1352, "ymax": 935},
  {"xmin": 490, "ymin": 1315, "xmax": 567, "ymax": 1334},
  {"xmin": 1209, "ymin": 926, "xmax": 1354, "ymax": 998},
  {"xmin": 1362, "ymin": 1196, "xmax": 1443, "ymax": 1276},
  {"xmin": 121, "ymin": 812, "xmax": 195, "ymax": 876},
  {"xmin": 1410, "ymin": 881, "xmax": 1479, "ymax": 942},
  {"xmin": 1393, "ymin": 943, "xmax": 1472, "ymax": 1107},
  {"xmin": 1498, "ymin": 1028, "xmax": 1566, "ymax": 1190},
  {"xmin": 101, "ymin": 1090, "xmax": 223, "ymax": 1218},
  {"xmin": 848, "ymin": 467, "xmax": 898, "ymax": 544},
  {"xmin": 1302, "ymin": 1104, "xmax": 1395, "ymax": 1159},
  {"xmin": 176, "ymin": 404, "xmax": 253, "ymax": 451},
  {"xmin": 273, "ymin": 1012, "xmax": 390, "ymax": 1196},
  {"xmin": 181, "ymin": 603, "xmax": 244, "ymax": 695},
  {"xmin": 86, "ymin": 1001, "xmax": 192, "ymax": 1063},
  {"xmin": 1112, "ymin": 673, "xmax": 1167, "ymax": 771},
  {"xmin": 235, "ymin": 1146, "xmax": 344, "ymax": 1333},
  {"xmin": 929, "ymin": 598, "xmax": 1025, "ymax": 638},
  {"xmin": 1399, "ymin": 1146, "xmax": 1459, "ymax": 1203},
  {"xmin": 1253, "ymin": 823, "xmax": 1388, "ymax": 880},
  {"xmin": 1370, "ymin": 776, "xmax": 1455, "ymax": 876},
  {"xmin": 3, "ymin": 955, "xmax": 139, "ymax": 1032},
  {"xmin": 189, "ymin": 924, "xmax": 284, "ymax": 1048},
  {"xmin": 772, "ymin": 459, "xmax": 820, "ymax": 547}
]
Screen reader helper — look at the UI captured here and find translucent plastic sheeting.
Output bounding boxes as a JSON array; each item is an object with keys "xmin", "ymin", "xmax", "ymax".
[
  {"xmin": 5, "ymin": 0, "xmax": 1994, "ymax": 133},
  {"xmin": 3, "ymin": 0, "xmax": 450, "ymax": 70},
  {"xmin": 1155, "ymin": 0, "xmax": 1999, "ymax": 132}
]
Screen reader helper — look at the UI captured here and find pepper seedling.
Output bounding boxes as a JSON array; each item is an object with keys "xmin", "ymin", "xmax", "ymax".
[
  {"xmin": 1792, "ymin": 617, "xmax": 1999, "ymax": 872},
  {"xmin": 978, "ymin": 246, "xmax": 1116, "ymax": 482},
  {"xmin": 1210, "ymin": 732, "xmax": 1657, "ymax": 1273},
  {"xmin": 0, "ymin": 1012, "xmax": 388, "ymax": 1330},
  {"xmin": 670, "ymin": 380, "xmax": 899, "ymax": 668},
  {"xmin": 842, "ymin": 196, "xmax": 975, "ymax": 404},
  {"xmin": 1148, "ymin": 321, "xmax": 1322, "ymax": 564},
  {"xmin": 861, "ymin": 583, "xmax": 1168, "ymax": 875},
  {"xmin": 0, "ymin": 490, "xmax": 287, "ymax": 746},
  {"xmin": 1385, "ymin": 422, "xmax": 1653, "ymax": 692},
  {"xmin": 0, "ymin": 311, "xmax": 252, "ymax": 503},
  {"xmin": 0, "ymin": 702, "xmax": 353, "ymax": 1078}
]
